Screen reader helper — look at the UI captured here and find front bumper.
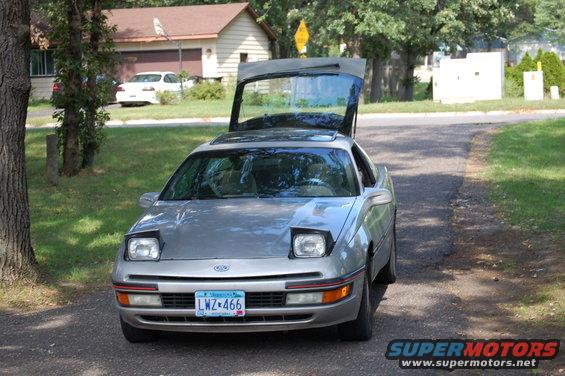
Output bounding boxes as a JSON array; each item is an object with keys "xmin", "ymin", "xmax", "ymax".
[
  {"xmin": 116, "ymin": 91, "xmax": 158, "ymax": 104},
  {"xmin": 115, "ymin": 269, "xmax": 365, "ymax": 333}
]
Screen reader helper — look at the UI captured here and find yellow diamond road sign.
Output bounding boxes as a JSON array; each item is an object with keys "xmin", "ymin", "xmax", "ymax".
[{"xmin": 294, "ymin": 20, "xmax": 309, "ymax": 53}]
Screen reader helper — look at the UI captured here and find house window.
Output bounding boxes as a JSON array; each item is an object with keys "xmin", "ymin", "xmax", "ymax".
[
  {"xmin": 30, "ymin": 49, "xmax": 55, "ymax": 76},
  {"xmin": 240, "ymin": 53, "xmax": 248, "ymax": 63}
]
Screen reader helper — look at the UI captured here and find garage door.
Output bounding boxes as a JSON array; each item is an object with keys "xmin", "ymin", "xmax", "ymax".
[{"xmin": 117, "ymin": 49, "xmax": 202, "ymax": 82}]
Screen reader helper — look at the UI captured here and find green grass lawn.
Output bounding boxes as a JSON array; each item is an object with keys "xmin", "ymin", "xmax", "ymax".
[
  {"xmin": 108, "ymin": 98, "xmax": 233, "ymax": 121},
  {"xmin": 5, "ymin": 126, "xmax": 225, "ymax": 308},
  {"xmin": 27, "ymin": 98, "xmax": 52, "ymax": 112},
  {"xmin": 487, "ymin": 118, "xmax": 564, "ymax": 236},
  {"xmin": 360, "ymin": 97, "xmax": 565, "ymax": 114},
  {"xmin": 26, "ymin": 97, "xmax": 565, "ymax": 127},
  {"xmin": 487, "ymin": 118, "xmax": 564, "ymax": 329}
]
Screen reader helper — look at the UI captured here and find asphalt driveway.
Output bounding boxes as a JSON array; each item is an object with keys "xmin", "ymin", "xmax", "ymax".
[{"xmin": 0, "ymin": 117, "xmax": 547, "ymax": 375}]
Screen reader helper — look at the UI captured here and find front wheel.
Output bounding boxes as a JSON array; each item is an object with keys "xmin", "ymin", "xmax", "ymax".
[
  {"xmin": 120, "ymin": 315, "xmax": 160, "ymax": 343},
  {"xmin": 337, "ymin": 274, "xmax": 373, "ymax": 341}
]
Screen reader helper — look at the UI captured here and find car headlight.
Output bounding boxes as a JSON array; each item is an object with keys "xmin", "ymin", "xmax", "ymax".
[
  {"xmin": 291, "ymin": 228, "xmax": 334, "ymax": 258},
  {"xmin": 127, "ymin": 238, "xmax": 160, "ymax": 261},
  {"xmin": 293, "ymin": 234, "xmax": 326, "ymax": 257}
]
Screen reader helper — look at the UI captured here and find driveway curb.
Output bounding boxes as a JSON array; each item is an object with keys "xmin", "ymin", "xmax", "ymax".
[{"xmin": 26, "ymin": 109, "xmax": 565, "ymax": 128}]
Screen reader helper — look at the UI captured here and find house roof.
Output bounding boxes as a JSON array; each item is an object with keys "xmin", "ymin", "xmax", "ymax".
[{"xmin": 106, "ymin": 2, "xmax": 276, "ymax": 43}]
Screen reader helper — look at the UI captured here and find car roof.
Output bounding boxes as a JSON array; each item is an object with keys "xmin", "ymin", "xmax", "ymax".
[
  {"xmin": 133, "ymin": 71, "xmax": 174, "ymax": 75},
  {"xmin": 194, "ymin": 128, "xmax": 354, "ymax": 154}
]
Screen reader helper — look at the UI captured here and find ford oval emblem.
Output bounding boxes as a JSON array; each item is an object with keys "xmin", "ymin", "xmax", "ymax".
[{"xmin": 213, "ymin": 264, "xmax": 230, "ymax": 272}]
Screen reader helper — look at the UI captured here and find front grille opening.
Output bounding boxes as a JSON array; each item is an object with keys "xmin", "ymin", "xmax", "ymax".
[
  {"xmin": 161, "ymin": 292, "xmax": 285, "ymax": 309},
  {"xmin": 140, "ymin": 314, "xmax": 312, "ymax": 323}
]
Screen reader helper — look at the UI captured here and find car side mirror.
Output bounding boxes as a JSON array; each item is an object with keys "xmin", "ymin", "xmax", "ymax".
[
  {"xmin": 139, "ymin": 192, "xmax": 159, "ymax": 208},
  {"xmin": 365, "ymin": 188, "xmax": 393, "ymax": 206}
]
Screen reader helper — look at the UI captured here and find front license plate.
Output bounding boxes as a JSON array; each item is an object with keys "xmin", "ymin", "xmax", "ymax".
[{"xmin": 195, "ymin": 290, "xmax": 245, "ymax": 317}]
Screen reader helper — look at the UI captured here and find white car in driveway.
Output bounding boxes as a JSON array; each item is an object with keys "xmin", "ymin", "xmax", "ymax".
[{"xmin": 116, "ymin": 71, "xmax": 182, "ymax": 106}]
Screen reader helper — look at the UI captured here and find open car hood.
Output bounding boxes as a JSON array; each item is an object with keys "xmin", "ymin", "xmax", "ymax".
[{"xmin": 229, "ymin": 58, "xmax": 366, "ymax": 137}]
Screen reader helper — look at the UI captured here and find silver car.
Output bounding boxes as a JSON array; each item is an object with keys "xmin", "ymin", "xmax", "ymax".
[{"xmin": 113, "ymin": 58, "xmax": 397, "ymax": 342}]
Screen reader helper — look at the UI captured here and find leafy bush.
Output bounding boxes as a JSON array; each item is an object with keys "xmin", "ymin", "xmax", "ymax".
[
  {"xmin": 187, "ymin": 81, "xmax": 225, "ymax": 100},
  {"xmin": 538, "ymin": 51, "xmax": 565, "ymax": 96},
  {"xmin": 505, "ymin": 51, "xmax": 565, "ymax": 97},
  {"xmin": 156, "ymin": 91, "xmax": 177, "ymax": 105},
  {"xmin": 243, "ymin": 91, "xmax": 266, "ymax": 106},
  {"xmin": 223, "ymin": 75, "xmax": 238, "ymax": 98},
  {"xmin": 242, "ymin": 92, "xmax": 296, "ymax": 108},
  {"xmin": 504, "ymin": 78, "xmax": 522, "ymax": 98},
  {"xmin": 505, "ymin": 52, "xmax": 536, "ymax": 97}
]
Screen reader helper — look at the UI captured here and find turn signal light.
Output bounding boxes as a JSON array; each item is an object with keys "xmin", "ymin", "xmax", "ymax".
[
  {"xmin": 115, "ymin": 292, "xmax": 162, "ymax": 307},
  {"xmin": 116, "ymin": 291, "xmax": 130, "ymax": 306},
  {"xmin": 322, "ymin": 284, "xmax": 351, "ymax": 304}
]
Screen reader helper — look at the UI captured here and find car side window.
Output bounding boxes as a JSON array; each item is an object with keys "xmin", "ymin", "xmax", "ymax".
[
  {"xmin": 165, "ymin": 74, "xmax": 179, "ymax": 83},
  {"xmin": 352, "ymin": 144, "xmax": 376, "ymax": 188}
]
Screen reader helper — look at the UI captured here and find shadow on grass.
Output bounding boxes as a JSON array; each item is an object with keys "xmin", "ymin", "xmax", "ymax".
[{"xmin": 11, "ymin": 127, "xmax": 227, "ymax": 308}]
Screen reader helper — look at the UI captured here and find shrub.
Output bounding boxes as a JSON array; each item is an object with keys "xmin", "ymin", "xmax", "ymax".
[
  {"xmin": 538, "ymin": 51, "xmax": 565, "ymax": 95},
  {"xmin": 507, "ymin": 50, "xmax": 565, "ymax": 97},
  {"xmin": 504, "ymin": 78, "xmax": 522, "ymax": 98},
  {"xmin": 187, "ymin": 81, "xmax": 225, "ymax": 100},
  {"xmin": 243, "ymin": 91, "xmax": 266, "ymax": 106},
  {"xmin": 156, "ymin": 91, "xmax": 177, "ymax": 105},
  {"xmin": 505, "ymin": 52, "xmax": 536, "ymax": 96}
]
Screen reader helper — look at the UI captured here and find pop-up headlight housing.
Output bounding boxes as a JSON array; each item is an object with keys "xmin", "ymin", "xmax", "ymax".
[
  {"xmin": 124, "ymin": 229, "xmax": 163, "ymax": 261},
  {"xmin": 290, "ymin": 227, "xmax": 334, "ymax": 258}
]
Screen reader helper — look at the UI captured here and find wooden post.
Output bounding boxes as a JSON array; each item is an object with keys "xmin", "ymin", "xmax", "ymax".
[{"xmin": 46, "ymin": 134, "xmax": 59, "ymax": 185}]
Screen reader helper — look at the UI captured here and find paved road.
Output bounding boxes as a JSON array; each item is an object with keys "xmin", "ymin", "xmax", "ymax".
[{"xmin": 2, "ymin": 115, "xmax": 562, "ymax": 375}]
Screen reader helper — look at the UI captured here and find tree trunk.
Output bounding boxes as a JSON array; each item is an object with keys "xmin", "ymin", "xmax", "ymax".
[
  {"xmin": 350, "ymin": 38, "xmax": 364, "ymax": 103},
  {"xmin": 83, "ymin": 0, "xmax": 101, "ymax": 168},
  {"xmin": 62, "ymin": 0, "xmax": 82, "ymax": 176},
  {"xmin": 0, "ymin": 0, "xmax": 39, "ymax": 282},
  {"xmin": 400, "ymin": 47, "xmax": 417, "ymax": 101},
  {"xmin": 350, "ymin": 38, "xmax": 362, "ymax": 58},
  {"xmin": 370, "ymin": 56, "xmax": 383, "ymax": 103}
]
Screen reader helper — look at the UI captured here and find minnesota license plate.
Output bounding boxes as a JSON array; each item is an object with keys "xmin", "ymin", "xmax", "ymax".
[{"xmin": 195, "ymin": 290, "xmax": 245, "ymax": 317}]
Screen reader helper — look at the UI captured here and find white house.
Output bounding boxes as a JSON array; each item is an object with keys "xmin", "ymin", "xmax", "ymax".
[{"xmin": 30, "ymin": 3, "xmax": 276, "ymax": 99}]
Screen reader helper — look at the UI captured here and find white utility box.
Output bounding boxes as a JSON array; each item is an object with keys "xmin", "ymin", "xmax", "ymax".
[
  {"xmin": 523, "ymin": 71, "xmax": 544, "ymax": 100},
  {"xmin": 550, "ymin": 86, "xmax": 560, "ymax": 99},
  {"xmin": 433, "ymin": 51, "xmax": 504, "ymax": 103}
]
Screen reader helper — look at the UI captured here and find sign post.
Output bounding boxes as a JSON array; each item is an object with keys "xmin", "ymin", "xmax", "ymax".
[{"xmin": 294, "ymin": 20, "xmax": 309, "ymax": 58}]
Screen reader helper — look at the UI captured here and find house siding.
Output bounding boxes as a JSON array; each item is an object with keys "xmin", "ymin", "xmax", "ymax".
[
  {"xmin": 31, "ymin": 76, "xmax": 55, "ymax": 99},
  {"xmin": 216, "ymin": 12, "xmax": 270, "ymax": 82}
]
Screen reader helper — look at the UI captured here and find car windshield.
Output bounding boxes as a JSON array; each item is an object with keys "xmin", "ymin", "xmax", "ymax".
[
  {"xmin": 238, "ymin": 74, "xmax": 359, "ymax": 130},
  {"xmin": 128, "ymin": 74, "xmax": 162, "ymax": 83},
  {"xmin": 161, "ymin": 147, "xmax": 358, "ymax": 200}
]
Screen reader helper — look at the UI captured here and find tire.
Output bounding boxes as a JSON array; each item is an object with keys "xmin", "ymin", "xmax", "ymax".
[
  {"xmin": 120, "ymin": 315, "xmax": 160, "ymax": 343},
  {"xmin": 338, "ymin": 274, "xmax": 373, "ymax": 341},
  {"xmin": 375, "ymin": 222, "xmax": 397, "ymax": 284}
]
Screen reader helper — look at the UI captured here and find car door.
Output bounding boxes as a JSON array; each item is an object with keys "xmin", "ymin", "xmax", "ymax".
[
  {"xmin": 164, "ymin": 74, "xmax": 181, "ymax": 94},
  {"xmin": 352, "ymin": 143, "xmax": 394, "ymax": 280}
]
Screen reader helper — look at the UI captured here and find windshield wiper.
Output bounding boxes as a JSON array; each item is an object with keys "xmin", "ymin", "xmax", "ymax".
[
  {"xmin": 182, "ymin": 195, "xmax": 227, "ymax": 200},
  {"xmin": 256, "ymin": 193, "xmax": 276, "ymax": 198}
]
